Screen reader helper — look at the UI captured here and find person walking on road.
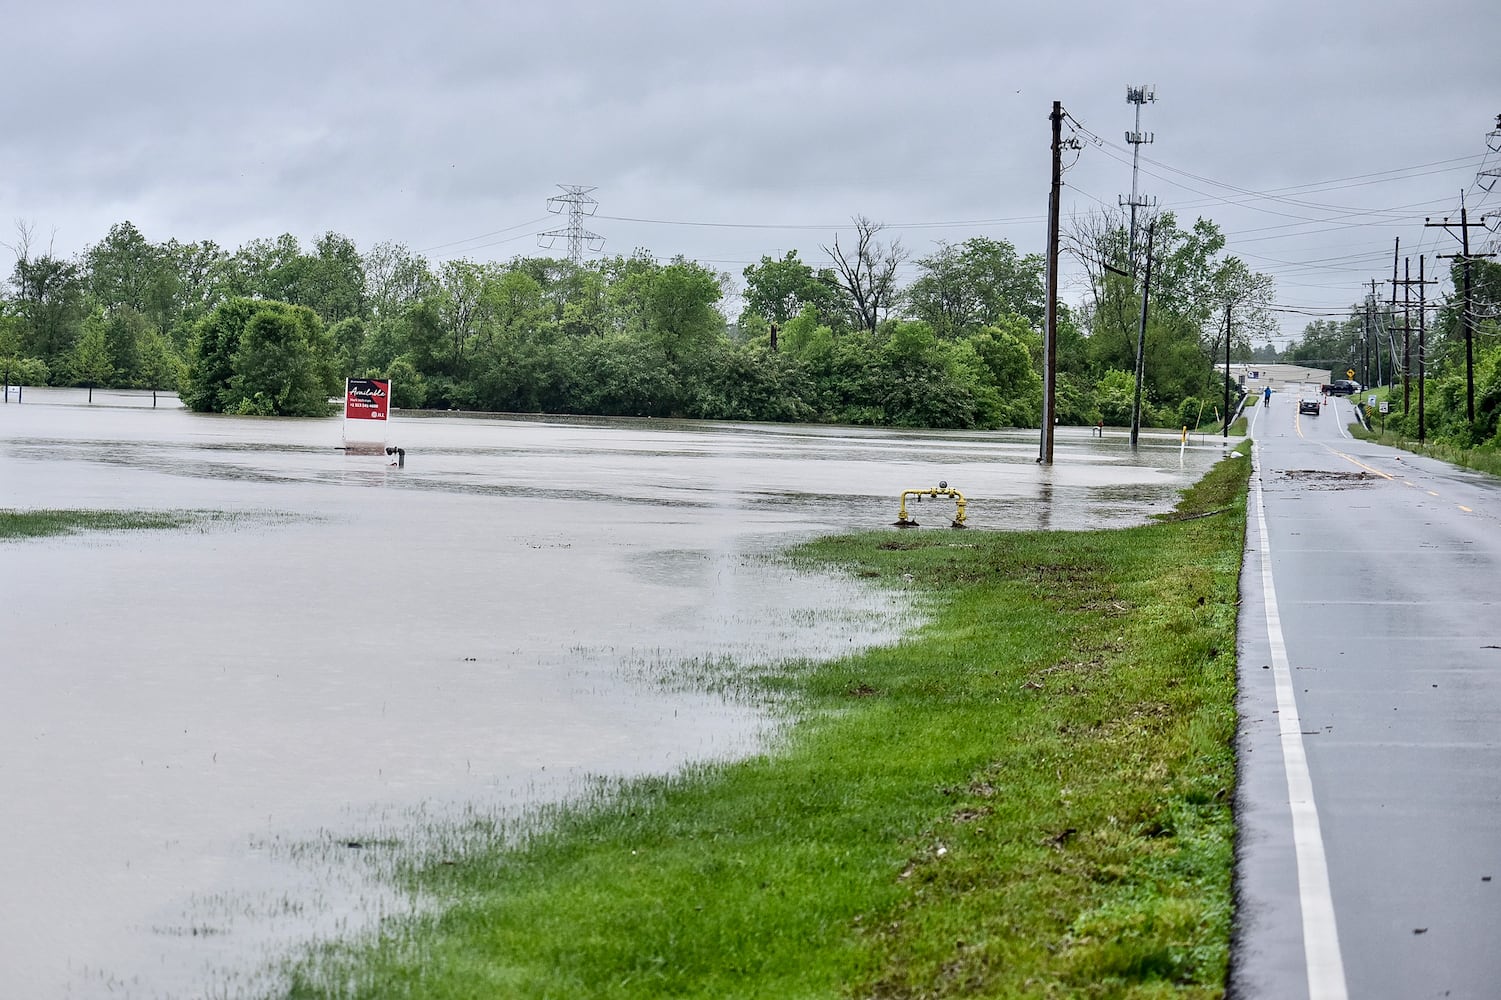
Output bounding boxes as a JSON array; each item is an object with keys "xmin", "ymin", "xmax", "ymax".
[{"xmin": 1263, "ymin": 386, "xmax": 1272, "ymax": 405}]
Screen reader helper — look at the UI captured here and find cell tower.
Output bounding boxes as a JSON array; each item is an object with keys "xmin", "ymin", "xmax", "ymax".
[
  {"xmin": 539, "ymin": 184, "xmax": 604, "ymax": 264},
  {"xmin": 1120, "ymin": 85, "xmax": 1158, "ymax": 276}
]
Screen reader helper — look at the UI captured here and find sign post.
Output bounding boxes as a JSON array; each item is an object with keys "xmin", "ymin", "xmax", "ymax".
[{"xmin": 343, "ymin": 378, "xmax": 391, "ymax": 453}]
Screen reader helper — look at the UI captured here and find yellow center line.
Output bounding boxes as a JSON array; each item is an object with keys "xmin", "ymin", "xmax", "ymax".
[
  {"xmin": 1428, "ymin": 491, "xmax": 1440, "ymax": 497},
  {"xmin": 1459, "ymin": 505, "xmax": 1474, "ymax": 513},
  {"xmin": 1323, "ymin": 447, "xmax": 1395, "ymax": 480}
]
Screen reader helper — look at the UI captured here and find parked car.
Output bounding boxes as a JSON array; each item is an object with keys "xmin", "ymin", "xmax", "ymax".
[
  {"xmin": 1299, "ymin": 398, "xmax": 1321, "ymax": 415},
  {"xmin": 1326, "ymin": 379, "xmax": 1362, "ymax": 395}
]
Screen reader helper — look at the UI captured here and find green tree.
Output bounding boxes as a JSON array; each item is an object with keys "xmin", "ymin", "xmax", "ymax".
[
  {"xmin": 162, "ymin": 239, "xmax": 232, "ymax": 341},
  {"xmin": 740, "ymin": 251, "xmax": 844, "ymax": 335},
  {"xmin": 1071, "ymin": 210, "xmax": 1274, "ymax": 413},
  {"xmin": 328, "ymin": 317, "xmax": 367, "ymax": 377},
  {"xmin": 967, "ymin": 321, "xmax": 1042, "ymax": 426},
  {"xmin": 182, "ymin": 298, "xmax": 265, "ymax": 411},
  {"xmin": 906, "ymin": 237, "xmax": 1046, "ymax": 337},
  {"xmin": 83, "ymin": 221, "xmax": 162, "ymax": 318},
  {"xmin": 1095, "ymin": 369, "xmax": 1137, "ymax": 426},
  {"xmin": 226, "ymin": 302, "xmax": 338, "ymax": 416},
  {"xmin": 294, "ymin": 232, "xmax": 367, "ymax": 322},
  {"xmin": 137, "ymin": 326, "xmax": 182, "ymax": 394},
  {"xmin": 102, "ymin": 308, "xmax": 148, "ymax": 386},
  {"xmin": 363, "ymin": 241, "xmax": 433, "ymax": 322},
  {"xmin": 69, "ymin": 313, "xmax": 116, "ymax": 398},
  {"xmin": 8, "ymin": 239, "xmax": 85, "ymax": 370},
  {"xmin": 643, "ymin": 258, "xmax": 725, "ymax": 366},
  {"xmin": 226, "ymin": 234, "xmax": 304, "ymax": 302}
]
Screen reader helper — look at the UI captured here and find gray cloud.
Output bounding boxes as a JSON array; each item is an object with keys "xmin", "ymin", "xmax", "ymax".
[{"xmin": 3, "ymin": 0, "xmax": 1497, "ymax": 339}]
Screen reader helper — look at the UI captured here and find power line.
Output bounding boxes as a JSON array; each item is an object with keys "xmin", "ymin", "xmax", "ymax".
[{"xmin": 418, "ymin": 217, "xmax": 552, "ymax": 254}]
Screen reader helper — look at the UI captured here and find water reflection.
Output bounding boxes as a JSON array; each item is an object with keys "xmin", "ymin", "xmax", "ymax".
[{"xmin": 0, "ymin": 390, "xmax": 1227, "ymax": 997}]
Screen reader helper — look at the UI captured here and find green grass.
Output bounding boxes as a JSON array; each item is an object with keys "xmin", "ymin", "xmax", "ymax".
[
  {"xmin": 0, "ymin": 508, "xmax": 200, "ymax": 539},
  {"xmin": 287, "ymin": 447, "xmax": 1252, "ymax": 999},
  {"xmin": 1348, "ymin": 423, "xmax": 1501, "ymax": 478}
]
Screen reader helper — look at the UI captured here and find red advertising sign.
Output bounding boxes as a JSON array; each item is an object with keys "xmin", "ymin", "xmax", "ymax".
[{"xmin": 345, "ymin": 378, "xmax": 390, "ymax": 421}]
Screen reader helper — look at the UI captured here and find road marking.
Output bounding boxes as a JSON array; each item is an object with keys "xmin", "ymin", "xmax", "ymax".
[
  {"xmin": 1459, "ymin": 505, "xmax": 1473, "ymax": 513},
  {"xmin": 1428, "ymin": 491, "xmax": 1440, "ymax": 497},
  {"xmin": 1332, "ymin": 398, "xmax": 1351, "ymax": 440},
  {"xmin": 1324, "ymin": 448, "xmax": 1394, "ymax": 479},
  {"xmin": 1252, "ymin": 444, "xmax": 1349, "ymax": 1000}
]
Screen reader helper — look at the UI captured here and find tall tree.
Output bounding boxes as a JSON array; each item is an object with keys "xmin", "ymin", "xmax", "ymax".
[
  {"xmin": 83, "ymin": 221, "xmax": 160, "ymax": 317},
  {"xmin": 6, "ymin": 223, "xmax": 85, "ymax": 368},
  {"xmin": 227, "ymin": 302, "xmax": 338, "ymax": 416},
  {"xmin": 740, "ymin": 251, "xmax": 844, "ymax": 329},
  {"xmin": 363, "ymin": 241, "xmax": 432, "ymax": 322},
  {"xmin": 69, "ymin": 313, "xmax": 116, "ymax": 396},
  {"xmin": 643, "ymin": 257, "xmax": 725, "ymax": 366},
  {"xmin": 906, "ymin": 237, "xmax": 1046, "ymax": 337},
  {"xmin": 298, "ymin": 232, "xmax": 367, "ymax": 322},
  {"xmin": 823, "ymin": 216, "xmax": 907, "ymax": 333},
  {"xmin": 182, "ymin": 298, "xmax": 271, "ymax": 411}
]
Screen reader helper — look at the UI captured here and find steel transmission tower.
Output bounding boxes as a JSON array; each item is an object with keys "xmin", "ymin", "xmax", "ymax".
[
  {"xmin": 1121, "ymin": 85, "xmax": 1157, "ymax": 275},
  {"xmin": 539, "ymin": 184, "xmax": 603, "ymax": 263}
]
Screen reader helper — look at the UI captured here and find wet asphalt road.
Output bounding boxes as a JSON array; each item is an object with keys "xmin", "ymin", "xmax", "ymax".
[{"xmin": 1233, "ymin": 388, "xmax": 1501, "ymax": 999}]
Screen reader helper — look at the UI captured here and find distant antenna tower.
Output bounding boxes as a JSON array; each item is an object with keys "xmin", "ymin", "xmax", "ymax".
[
  {"xmin": 539, "ymin": 184, "xmax": 604, "ymax": 263},
  {"xmin": 1120, "ymin": 85, "xmax": 1158, "ymax": 276}
]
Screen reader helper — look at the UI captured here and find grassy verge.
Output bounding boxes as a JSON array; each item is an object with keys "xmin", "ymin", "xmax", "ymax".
[
  {"xmin": 1348, "ymin": 424, "xmax": 1501, "ymax": 478},
  {"xmin": 289, "ymin": 447, "xmax": 1252, "ymax": 999},
  {"xmin": 0, "ymin": 508, "xmax": 201, "ymax": 540}
]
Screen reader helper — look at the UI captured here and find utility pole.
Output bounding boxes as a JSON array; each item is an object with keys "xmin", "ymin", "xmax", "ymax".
[
  {"xmin": 1425, "ymin": 191, "xmax": 1496, "ymax": 422},
  {"xmin": 1363, "ymin": 289, "xmax": 1373, "ymax": 389},
  {"xmin": 539, "ymin": 184, "xmax": 604, "ymax": 264},
  {"xmin": 1040, "ymin": 101, "xmax": 1062, "ymax": 466},
  {"xmin": 1121, "ymin": 85, "xmax": 1157, "ymax": 275},
  {"xmin": 1220, "ymin": 302, "xmax": 1234, "ymax": 439},
  {"xmin": 1386, "ymin": 253, "xmax": 1434, "ymax": 423},
  {"xmin": 1418, "ymin": 254, "xmax": 1428, "ymax": 442},
  {"xmin": 1130, "ymin": 221, "xmax": 1156, "ymax": 449},
  {"xmin": 1390, "ymin": 239, "xmax": 1408, "ymax": 414}
]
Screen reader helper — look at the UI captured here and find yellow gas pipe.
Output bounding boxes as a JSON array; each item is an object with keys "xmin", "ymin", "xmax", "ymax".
[{"xmin": 893, "ymin": 482, "xmax": 967, "ymax": 529}]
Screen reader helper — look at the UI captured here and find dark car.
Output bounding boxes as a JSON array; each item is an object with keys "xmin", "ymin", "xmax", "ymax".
[
  {"xmin": 1327, "ymin": 379, "xmax": 1361, "ymax": 396},
  {"xmin": 1299, "ymin": 398, "xmax": 1321, "ymax": 416}
]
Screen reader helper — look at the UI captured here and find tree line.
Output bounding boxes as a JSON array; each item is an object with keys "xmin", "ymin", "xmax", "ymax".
[
  {"xmin": 1279, "ymin": 258, "xmax": 1501, "ymax": 447},
  {"xmin": 1, "ymin": 212, "xmax": 1275, "ymax": 428}
]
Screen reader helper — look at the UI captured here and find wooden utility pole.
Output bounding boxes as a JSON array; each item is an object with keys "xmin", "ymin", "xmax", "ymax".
[
  {"xmin": 1130, "ymin": 221, "xmax": 1156, "ymax": 449},
  {"xmin": 1390, "ymin": 239, "xmax": 1407, "ymax": 413},
  {"xmin": 1222, "ymin": 301, "xmax": 1232, "ymax": 439},
  {"xmin": 1040, "ymin": 101, "xmax": 1062, "ymax": 465},
  {"xmin": 1393, "ymin": 255, "xmax": 1436, "ymax": 437},
  {"xmin": 1363, "ymin": 289, "xmax": 1373, "ymax": 389},
  {"xmin": 1426, "ymin": 192, "xmax": 1496, "ymax": 423},
  {"xmin": 1419, "ymin": 254, "xmax": 1428, "ymax": 442}
]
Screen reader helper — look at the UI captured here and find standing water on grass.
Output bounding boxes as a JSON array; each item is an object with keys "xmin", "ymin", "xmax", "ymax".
[{"xmin": 0, "ymin": 389, "xmax": 1225, "ymax": 997}]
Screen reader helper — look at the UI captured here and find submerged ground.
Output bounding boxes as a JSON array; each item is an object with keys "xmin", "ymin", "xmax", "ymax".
[{"xmin": 0, "ymin": 389, "xmax": 1230, "ymax": 996}]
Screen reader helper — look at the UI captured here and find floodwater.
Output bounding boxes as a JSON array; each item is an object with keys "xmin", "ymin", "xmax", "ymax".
[{"xmin": 0, "ymin": 388, "xmax": 1228, "ymax": 997}]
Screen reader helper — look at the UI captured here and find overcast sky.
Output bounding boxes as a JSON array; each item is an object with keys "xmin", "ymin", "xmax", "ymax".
[{"xmin": 4, "ymin": 0, "xmax": 1497, "ymax": 342}]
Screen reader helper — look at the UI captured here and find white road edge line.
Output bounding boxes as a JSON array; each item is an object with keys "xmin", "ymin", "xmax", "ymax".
[
  {"xmin": 1252, "ymin": 443, "xmax": 1349, "ymax": 1000},
  {"xmin": 1334, "ymin": 397, "xmax": 1351, "ymax": 440}
]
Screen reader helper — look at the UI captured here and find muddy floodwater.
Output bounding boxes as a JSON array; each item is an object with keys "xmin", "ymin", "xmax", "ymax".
[{"xmin": 0, "ymin": 388, "xmax": 1228, "ymax": 997}]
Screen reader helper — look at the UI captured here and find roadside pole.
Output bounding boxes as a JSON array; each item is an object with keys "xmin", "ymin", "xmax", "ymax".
[{"xmin": 1039, "ymin": 100, "xmax": 1061, "ymax": 466}]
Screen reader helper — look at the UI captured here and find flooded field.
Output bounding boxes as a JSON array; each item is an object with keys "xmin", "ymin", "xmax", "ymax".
[{"xmin": 0, "ymin": 389, "xmax": 1228, "ymax": 997}]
